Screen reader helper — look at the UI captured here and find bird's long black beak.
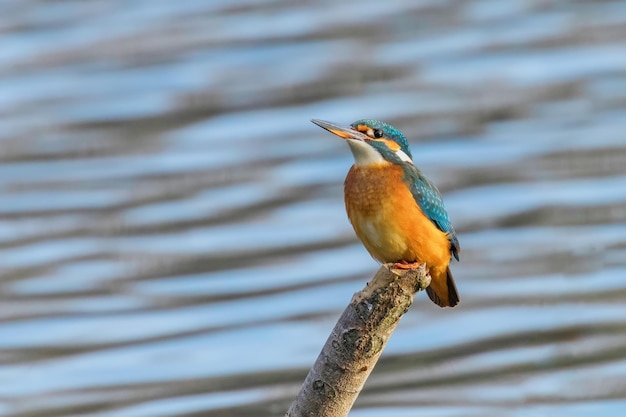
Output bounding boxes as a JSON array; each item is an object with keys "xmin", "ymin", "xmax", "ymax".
[{"xmin": 311, "ymin": 119, "xmax": 370, "ymax": 142}]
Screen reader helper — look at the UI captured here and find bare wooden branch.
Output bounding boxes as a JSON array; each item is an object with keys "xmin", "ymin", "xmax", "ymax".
[{"xmin": 286, "ymin": 263, "xmax": 431, "ymax": 417}]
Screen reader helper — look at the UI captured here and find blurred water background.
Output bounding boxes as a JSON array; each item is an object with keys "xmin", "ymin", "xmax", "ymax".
[{"xmin": 2, "ymin": 0, "xmax": 626, "ymax": 416}]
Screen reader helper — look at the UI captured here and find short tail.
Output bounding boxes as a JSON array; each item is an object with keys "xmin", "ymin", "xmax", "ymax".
[{"xmin": 426, "ymin": 266, "xmax": 459, "ymax": 308}]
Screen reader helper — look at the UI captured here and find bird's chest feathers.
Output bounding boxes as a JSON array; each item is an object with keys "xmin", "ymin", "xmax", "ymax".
[
  {"xmin": 344, "ymin": 164, "xmax": 412, "ymax": 260},
  {"xmin": 343, "ymin": 163, "xmax": 450, "ymax": 265}
]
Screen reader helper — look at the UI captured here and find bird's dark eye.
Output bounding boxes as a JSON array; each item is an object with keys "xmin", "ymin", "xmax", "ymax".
[{"xmin": 373, "ymin": 129, "xmax": 383, "ymax": 138}]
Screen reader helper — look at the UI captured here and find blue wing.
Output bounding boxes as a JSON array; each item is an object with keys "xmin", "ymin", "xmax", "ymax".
[{"xmin": 403, "ymin": 165, "xmax": 460, "ymax": 261}]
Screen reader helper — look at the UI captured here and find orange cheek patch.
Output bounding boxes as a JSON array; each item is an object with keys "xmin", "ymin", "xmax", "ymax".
[{"xmin": 378, "ymin": 139, "xmax": 400, "ymax": 151}]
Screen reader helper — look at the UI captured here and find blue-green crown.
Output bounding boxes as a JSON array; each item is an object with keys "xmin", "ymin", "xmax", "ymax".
[{"xmin": 350, "ymin": 119, "xmax": 412, "ymax": 159}]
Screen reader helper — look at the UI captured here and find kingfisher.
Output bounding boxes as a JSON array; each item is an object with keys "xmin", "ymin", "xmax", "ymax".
[{"xmin": 311, "ymin": 119, "xmax": 460, "ymax": 307}]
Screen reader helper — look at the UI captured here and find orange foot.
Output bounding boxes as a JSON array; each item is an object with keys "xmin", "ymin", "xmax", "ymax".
[{"xmin": 392, "ymin": 261, "xmax": 422, "ymax": 270}]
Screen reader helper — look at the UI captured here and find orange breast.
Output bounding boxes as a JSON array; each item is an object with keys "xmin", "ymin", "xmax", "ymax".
[{"xmin": 344, "ymin": 163, "xmax": 451, "ymax": 274}]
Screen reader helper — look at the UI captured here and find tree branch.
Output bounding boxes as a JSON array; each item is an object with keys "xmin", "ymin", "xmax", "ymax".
[{"xmin": 286, "ymin": 263, "xmax": 431, "ymax": 417}]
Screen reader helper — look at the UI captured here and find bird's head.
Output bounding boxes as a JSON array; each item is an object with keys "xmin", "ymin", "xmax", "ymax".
[{"xmin": 311, "ymin": 119, "xmax": 413, "ymax": 166}]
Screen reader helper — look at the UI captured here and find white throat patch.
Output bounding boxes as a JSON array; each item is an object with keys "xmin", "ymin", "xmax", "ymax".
[
  {"xmin": 346, "ymin": 139, "xmax": 385, "ymax": 166},
  {"xmin": 347, "ymin": 139, "xmax": 414, "ymax": 166}
]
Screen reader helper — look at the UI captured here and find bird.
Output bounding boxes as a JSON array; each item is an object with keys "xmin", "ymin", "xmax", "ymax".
[{"xmin": 311, "ymin": 118, "xmax": 460, "ymax": 307}]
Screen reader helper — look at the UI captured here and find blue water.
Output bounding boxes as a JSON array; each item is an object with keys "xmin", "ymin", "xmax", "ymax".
[{"xmin": 2, "ymin": 0, "xmax": 626, "ymax": 416}]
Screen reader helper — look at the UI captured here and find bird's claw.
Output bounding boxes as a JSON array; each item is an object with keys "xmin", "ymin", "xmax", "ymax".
[{"xmin": 392, "ymin": 261, "xmax": 422, "ymax": 270}]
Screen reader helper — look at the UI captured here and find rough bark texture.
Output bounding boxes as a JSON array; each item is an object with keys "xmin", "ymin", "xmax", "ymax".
[{"xmin": 285, "ymin": 263, "xmax": 431, "ymax": 417}]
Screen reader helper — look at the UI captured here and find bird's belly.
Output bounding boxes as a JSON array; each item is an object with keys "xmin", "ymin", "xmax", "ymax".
[
  {"xmin": 351, "ymin": 214, "xmax": 409, "ymax": 262},
  {"xmin": 344, "ymin": 164, "xmax": 451, "ymax": 268}
]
